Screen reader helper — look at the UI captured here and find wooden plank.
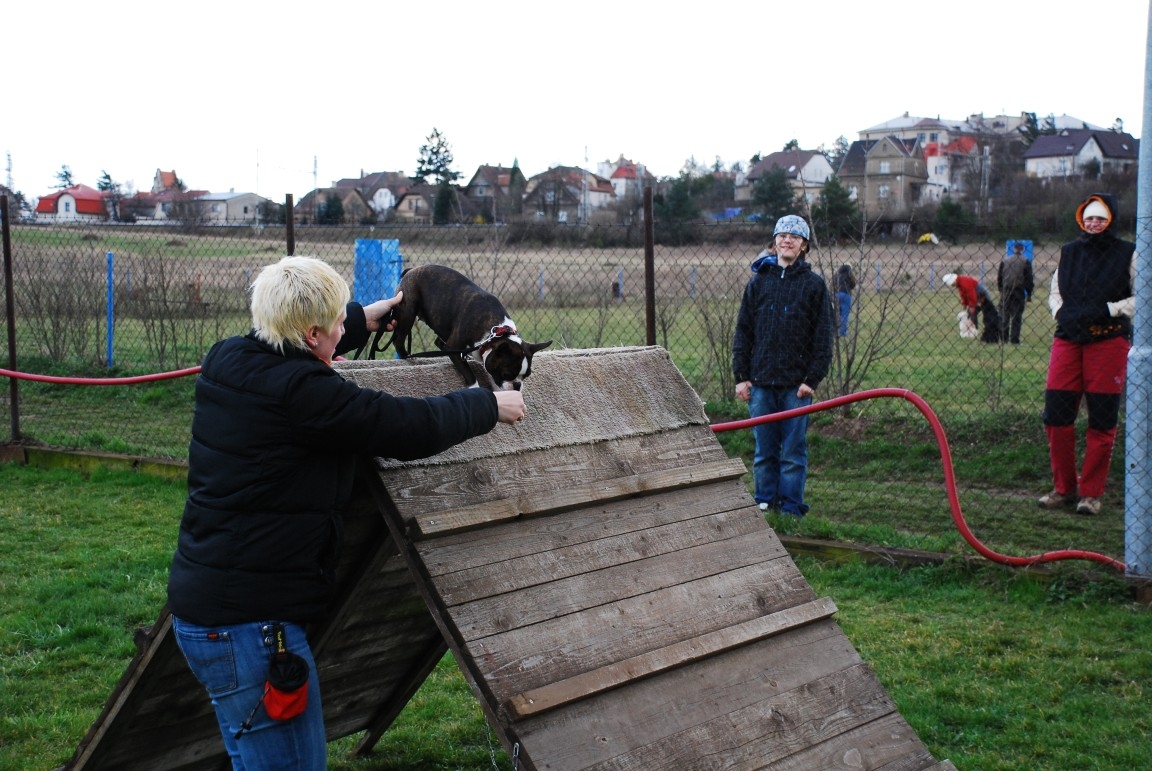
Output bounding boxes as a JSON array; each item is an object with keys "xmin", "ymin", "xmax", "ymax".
[
  {"xmin": 470, "ymin": 558, "xmax": 819, "ymax": 701},
  {"xmin": 506, "ymin": 597, "xmax": 837, "ymax": 719},
  {"xmin": 451, "ymin": 523, "xmax": 788, "ymax": 639},
  {"xmin": 512, "ymin": 620, "xmax": 862, "ymax": 770},
  {"xmin": 415, "ymin": 484, "xmax": 753, "ymax": 577},
  {"xmin": 437, "ymin": 494, "xmax": 771, "ymax": 607},
  {"xmin": 578, "ymin": 663, "xmax": 905, "ymax": 770},
  {"xmin": 413, "ymin": 458, "xmax": 748, "ymax": 538},
  {"xmin": 744, "ymin": 711, "xmax": 939, "ymax": 771},
  {"xmin": 379, "ymin": 425, "xmax": 731, "ymax": 523}
]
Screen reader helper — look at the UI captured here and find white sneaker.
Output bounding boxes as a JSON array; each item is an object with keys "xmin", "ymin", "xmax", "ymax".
[{"xmin": 758, "ymin": 502, "xmax": 769, "ymax": 512}]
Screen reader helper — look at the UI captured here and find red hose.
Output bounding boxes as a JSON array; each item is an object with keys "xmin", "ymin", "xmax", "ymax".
[
  {"xmin": 0, "ymin": 366, "xmax": 201, "ymax": 385},
  {"xmin": 712, "ymin": 387, "xmax": 1125, "ymax": 573},
  {"xmin": 0, "ymin": 368, "xmax": 1126, "ymax": 572}
]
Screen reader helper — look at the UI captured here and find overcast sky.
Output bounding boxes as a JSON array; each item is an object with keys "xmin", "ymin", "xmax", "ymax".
[{"xmin": 4, "ymin": 1, "xmax": 1148, "ymax": 204}]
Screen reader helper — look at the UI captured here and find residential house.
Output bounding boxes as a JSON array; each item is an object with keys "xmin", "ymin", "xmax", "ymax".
[
  {"xmin": 34, "ymin": 184, "xmax": 111, "ymax": 223},
  {"xmin": 117, "ymin": 169, "xmax": 208, "ymax": 222},
  {"xmin": 738, "ymin": 150, "xmax": 834, "ymax": 205},
  {"xmin": 464, "ymin": 163, "xmax": 526, "ymax": 222},
  {"xmin": 522, "ymin": 166, "xmax": 616, "ymax": 224},
  {"xmin": 334, "ymin": 171, "xmax": 410, "ymax": 218},
  {"xmin": 858, "ymin": 115, "xmax": 981, "ymax": 199},
  {"xmin": 193, "ymin": 191, "xmax": 272, "ymax": 224},
  {"xmin": 597, "ymin": 155, "xmax": 657, "ymax": 201},
  {"xmin": 857, "ymin": 112, "xmax": 1108, "ymax": 199},
  {"xmin": 1022, "ymin": 129, "xmax": 1139, "ymax": 179},
  {"xmin": 393, "ymin": 184, "xmax": 483, "ymax": 224},
  {"xmin": 835, "ymin": 137, "xmax": 929, "ymax": 225},
  {"xmin": 293, "ymin": 187, "xmax": 373, "ymax": 224}
]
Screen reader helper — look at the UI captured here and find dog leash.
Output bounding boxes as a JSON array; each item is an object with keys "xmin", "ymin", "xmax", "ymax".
[{"xmin": 357, "ymin": 324, "xmax": 517, "ymax": 361}]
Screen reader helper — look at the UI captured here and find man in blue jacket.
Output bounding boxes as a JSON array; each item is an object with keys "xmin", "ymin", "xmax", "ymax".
[{"xmin": 733, "ymin": 215, "xmax": 833, "ymax": 517}]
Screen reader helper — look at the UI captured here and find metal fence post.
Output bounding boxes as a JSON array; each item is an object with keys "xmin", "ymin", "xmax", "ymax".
[
  {"xmin": 1, "ymin": 195, "xmax": 19, "ymax": 440},
  {"xmin": 106, "ymin": 252, "xmax": 115, "ymax": 368},
  {"xmin": 1124, "ymin": 0, "xmax": 1152, "ymax": 577}
]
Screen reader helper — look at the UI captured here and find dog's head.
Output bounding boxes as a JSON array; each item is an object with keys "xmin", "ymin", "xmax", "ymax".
[{"xmin": 480, "ymin": 336, "xmax": 552, "ymax": 391}]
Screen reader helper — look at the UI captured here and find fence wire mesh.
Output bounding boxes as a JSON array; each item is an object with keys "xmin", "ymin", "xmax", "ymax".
[{"xmin": 2, "ymin": 213, "xmax": 1148, "ymax": 575}]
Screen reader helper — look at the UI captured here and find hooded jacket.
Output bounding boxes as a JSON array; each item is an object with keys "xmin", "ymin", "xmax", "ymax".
[
  {"xmin": 167, "ymin": 304, "xmax": 498, "ymax": 626},
  {"xmin": 732, "ymin": 253, "xmax": 833, "ymax": 390},
  {"xmin": 1051, "ymin": 193, "xmax": 1134, "ymax": 344}
]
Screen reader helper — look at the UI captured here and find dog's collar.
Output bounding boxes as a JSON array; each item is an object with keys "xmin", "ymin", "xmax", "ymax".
[{"xmin": 473, "ymin": 324, "xmax": 518, "ymax": 356}]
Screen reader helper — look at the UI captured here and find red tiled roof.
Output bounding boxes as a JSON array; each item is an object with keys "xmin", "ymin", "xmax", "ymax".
[{"xmin": 35, "ymin": 184, "xmax": 107, "ymax": 215}]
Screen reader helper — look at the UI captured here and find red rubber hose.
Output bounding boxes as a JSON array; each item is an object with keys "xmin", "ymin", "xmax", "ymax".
[
  {"xmin": 712, "ymin": 387, "xmax": 1125, "ymax": 573},
  {"xmin": 0, "ymin": 366, "xmax": 202, "ymax": 385},
  {"xmin": 0, "ymin": 368, "xmax": 1127, "ymax": 572}
]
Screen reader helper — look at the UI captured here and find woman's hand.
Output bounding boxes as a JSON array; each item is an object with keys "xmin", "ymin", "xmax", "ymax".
[
  {"xmin": 362, "ymin": 291, "xmax": 404, "ymax": 333},
  {"xmin": 494, "ymin": 390, "xmax": 527, "ymax": 425}
]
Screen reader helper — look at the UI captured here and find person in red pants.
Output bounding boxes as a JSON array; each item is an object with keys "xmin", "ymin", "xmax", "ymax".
[{"xmin": 1038, "ymin": 193, "xmax": 1134, "ymax": 516}]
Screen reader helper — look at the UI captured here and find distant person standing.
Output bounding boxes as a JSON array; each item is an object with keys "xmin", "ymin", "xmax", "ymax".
[
  {"xmin": 1038, "ymin": 194, "xmax": 1134, "ymax": 516},
  {"xmin": 733, "ymin": 215, "xmax": 834, "ymax": 517},
  {"xmin": 997, "ymin": 241, "xmax": 1034, "ymax": 344},
  {"xmin": 833, "ymin": 263, "xmax": 856, "ymax": 337}
]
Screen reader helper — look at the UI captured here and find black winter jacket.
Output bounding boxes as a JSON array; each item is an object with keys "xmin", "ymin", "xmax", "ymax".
[
  {"xmin": 1054, "ymin": 193, "xmax": 1134, "ymax": 345},
  {"xmin": 732, "ymin": 255, "xmax": 833, "ymax": 390},
  {"xmin": 167, "ymin": 304, "xmax": 498, "ymax": 626}
]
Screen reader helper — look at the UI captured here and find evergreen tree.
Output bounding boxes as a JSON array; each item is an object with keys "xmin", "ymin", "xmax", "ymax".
[
  {"xmin": 933, "ymin": 197, "xmax": 973, "ymax": 242},
  {"xmin": 810, "ymin": 176, "xmax": 861, "ymax": 244},
  {"xmin": 1018, "ymin": 112, "xmax": 1057, "ymax": 147},
  {"xmin": 414, "ymin": 128, "xmax": 459, "ymax": 185},
  {"xmin": 97, "ymin": 171, "xmax": 123, "ymax": 221},
  {"xmin": 54, "ymin": 164, "xmax": 74, "ymax": 189},
  {"xmin": 318, "ymin": 194, "xmax": 345, "ymax": 225},
  {"xmin": 751, "ymin": 168, "xmax": 797, "ymax": 223},
  {"xmin": 652, "ymin": 174, "xmax": 702, "ymax": 245},
  {"xmin": 433, "ymin": 182, "xmax": 456, "ymax": 225}
]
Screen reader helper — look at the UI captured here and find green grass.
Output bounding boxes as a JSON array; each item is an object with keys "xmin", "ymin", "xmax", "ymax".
[{"xmin": 1, "ymin": 463, "xmax": 1148, "ymax": 770}]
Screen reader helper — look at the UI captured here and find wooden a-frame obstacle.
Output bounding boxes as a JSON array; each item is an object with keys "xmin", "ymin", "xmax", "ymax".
[{"xmin": 63, "ymin": 346, "xmax": 955, "ymax": 770}]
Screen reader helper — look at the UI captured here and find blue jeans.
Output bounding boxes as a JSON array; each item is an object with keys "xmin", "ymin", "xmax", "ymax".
[
  {"xmin": 749, "ymin": 386, "xmax": 811, "ymax": 516},
  {"xmin": 837, "ymin": 291, "xmax": 852, "ymax": 337},
  {"xmin": 172, "ymin": 616, "xmax": 327, "ymax": 770}
]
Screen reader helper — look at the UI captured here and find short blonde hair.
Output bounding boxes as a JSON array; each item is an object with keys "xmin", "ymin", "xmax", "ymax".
[{"xmin": 250, "ymin": 256, "xmax": 350, "ymax": 352}]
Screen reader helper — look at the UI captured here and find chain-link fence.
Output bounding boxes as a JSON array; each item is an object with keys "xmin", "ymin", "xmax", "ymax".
[{"xmin": 3, "ymin": 206, "xmax": 1148, "ymax": 575}]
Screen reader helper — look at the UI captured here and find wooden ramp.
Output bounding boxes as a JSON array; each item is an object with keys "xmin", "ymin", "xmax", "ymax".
[{"xmin": 64, "ymin": 346, "xmax": 954, "ymax": 770}]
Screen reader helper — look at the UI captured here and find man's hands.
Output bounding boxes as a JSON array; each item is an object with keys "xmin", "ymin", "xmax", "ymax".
[{"xmin": 362, "ymin": 291, "xmax": 404, "ymax": 333}]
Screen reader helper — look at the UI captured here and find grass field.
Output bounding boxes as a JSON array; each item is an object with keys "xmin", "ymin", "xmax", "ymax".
[
  {"xmin": 3, "ymin": 234, "xmax": 1134, "ymax": 565},
  {"xmin": 1, "ymin": 464, "xmax": 1148, "ymax": 770}
]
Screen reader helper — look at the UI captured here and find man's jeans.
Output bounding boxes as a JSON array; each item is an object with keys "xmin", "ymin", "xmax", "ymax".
[
  {"xmin": 172, "ymin": 616, "xmax": 327, "ymax": 770},
  {"xmin": 749, "ymin": 385, "xmax": 811, "ymax": 516}
]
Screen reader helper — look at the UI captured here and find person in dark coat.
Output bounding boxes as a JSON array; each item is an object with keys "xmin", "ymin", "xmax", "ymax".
[
  {"xmin": 998, "ymin": 241, "xmax": 1035, "ymax": 344},
  {"xmin": 1038, "ymin": 194, "xmax": 1134, "ymax": 516},
  {"xmin": 732, "ymin": 215, "xmax": 834, "ymax": 517},
  {"xmin": 167, "ymin": 255, "xmax": 527, "ymax": 768}
]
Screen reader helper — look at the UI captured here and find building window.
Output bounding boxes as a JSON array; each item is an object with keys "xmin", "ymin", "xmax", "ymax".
[
  {"xmin": 848, "ymin": 185, "xmax": 858, "ymax": 200},
  {"xmin": 879, "ymin": 161, "xmax": 891, "ymax": 174},
  {"xmin": 917, "ymin": 132, "xmax": 926, "ymax": 142},
  {"xmin": 878, "ymin": 184, "xmax": 890, "ymax": 199},
  {"xmin": 64, "ymin": 202, "xmax": 72, "ymax": 213},
  {"xmin": 929, "ymin": 132, "xmax": 938, "ymax": 142},
  {"xmin": 212, "ymin": 203, "xmax": 221, "ymax": 213}
]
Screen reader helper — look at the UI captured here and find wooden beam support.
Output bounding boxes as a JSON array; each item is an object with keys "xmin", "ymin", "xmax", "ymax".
[
  {"xmin": 412, "ymin": 458, "xmax": 749, "ymax": 538},
  {"xmin": 504, "ymin": 597, "xmax": 838, "ymax": 719}
]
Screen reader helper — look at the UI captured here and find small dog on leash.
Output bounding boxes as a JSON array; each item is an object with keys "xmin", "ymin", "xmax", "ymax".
[{"xmin": 385, "ymin": 264, "xmax": 551, "ymax": 391}]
